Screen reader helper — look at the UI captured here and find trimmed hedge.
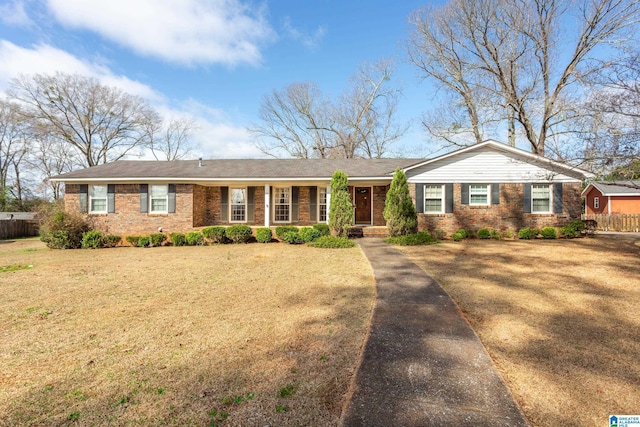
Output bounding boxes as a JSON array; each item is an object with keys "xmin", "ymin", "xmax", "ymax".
[
  {"xmin": 102, "ymin": 234, "xmax": 121, "ymax": 248},
  {"xmin": 150, "ymin": 233, "xmax": 166, "ymax": 247},
  {"xmin": 283, "ymin": 231, "xmax": 304, "ymax": 244},
  {"xmin": 185, "ymin": 231, "xmax": 204, "ymax": 246},
  {"xmin": 541, "ymin": 226, "xmax": 557, "ymax": 239},
  {"xmin": 312, "ymin": 223, "xmax": 330, "ymax": 237},
  {"xmin": 255, "ymin": 227, "xmax": 273, "ymax": 243},
  {"xmin": 477, "ymin": 228, "xmax": 491, "ymax": 239},
  {"xmin": 299, "ymin": 227, "xmax": 321, "ymax": 243},
  {"xmin": 170, "ymin": 232, "xmax": 186, "ymax": 246},
  {"xmin": 226, "ymin": 225, "xmax": 253, "ymax": 243},
  {"xmin": 275, "ymin": 226, "xmax": 298, "ymax": 240},
  {"xmin": 202, "ymin": 226, "xmax": 227, "ymax": 243},
  {"xmin": 81, "ymin": 230, "xmax": 103, "ymax": 249},
  {"xmin": 307, "ymin": 236, "xmax": 356, "ymax": 248},
  {"xmin": 385, "ymin": 231, "xmax": 437, "ymax": 246},
  {"xmin": 518, "ymin": 228, "xmax": 534, "ymax": 239}
]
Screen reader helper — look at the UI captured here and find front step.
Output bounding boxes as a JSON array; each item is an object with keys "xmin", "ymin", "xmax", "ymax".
[{"xmin": 348, "ymin": 226, "xmax": 389, "ymax": 238}]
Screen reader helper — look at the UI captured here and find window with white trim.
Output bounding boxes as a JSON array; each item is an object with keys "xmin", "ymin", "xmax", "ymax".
[
  {"xmin": 319, "ymin": 187, "xmax": 328, "ymax": 222},
  {"xmin": 230, "ymin": 188, "xmax": 247, "ymax": 222},
  {"xmin": 150, "ymin": 185, "xmax": 168, "ymax": 213},
  {"xmin": 469, "ymin": 184, "xmax": 490, "ymax": 205},
  {"xmin": 424, "ymin": 184, "xmax": 444, "ymax": 213},
  {"xmin": 274, "ymin": 187, "xmax": 290, "ymax": 222},
  {"xmin": 594, "ymin": 197, "xmax": 599, "ymax": 209},
  {"xmin": 89, "ymin": 185, "xmax": 107, "ymax": 213},
  {"xmin": 532, "ymin": 184, "xmax": 552, "ymax": 213}
]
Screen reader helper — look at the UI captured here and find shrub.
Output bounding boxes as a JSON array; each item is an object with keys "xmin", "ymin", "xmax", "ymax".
[
  {"xmin": 451, "ymin": 231, "xmax": 465, "ymax": 242},
  {"xmin": 81, "ymin": 230, "xmax": 103, "ymax": 249},
  {"xmin": 328, "ymin": 170, "xmax": 353, "ymax": 237},
  {"xmin": 275, "ymin": 226, "xmax": 298, "ymax": 240},
  {"xmin": 383, "ymin": 169, "xmax": 417, "ymax": 237},
  {"xmin": 432, "ymin": 229, "xmax": 446, "ymax": 240},
  {"xmin": 125, "ymin": 235, "xmax": 142, "ymax": 246},
  {"xmin": 137, "ymin": 236, "xmax": 151, "ymax": 247},
  {"xmin": 170, "ymin": 232, "xmax": 186, "ymax": 246},
  {"xmin": 385, "ymin": 231, "xmax": 437, "ymax": 246},
  {"xmin": 312, "ymin": 223, "xmax": 330, "ymax": 236},
  {"xmin": 202, "ymin": 226, "xmax": 227, "ymax": 243},
  {"xmin": 502, "ymin": 229, "xmax": 514, "ymax": 239},
  {"xmin": 455, "ymin": 229, "xmax": 468, "ymax": 239},
  {"xmin": 518, "ymin": 227, "xmax": 533, "ymax": 239},
  {"xmin": 226, "ymin": 225, "xmax": 253, "ymax": 243},
  {"xmin": 185, "ymin": 231, "xmax": 204, "ymax": 246},
  {"xmin": 149, "ymin": 233, "xmax": 166, "ymax": 247},
  {"xmin": 299, "ymin": 227, "xmax": 321, "ymax": 243},
  {"xmin": 39, "ymin": 210, "xmax": 90, "ymax": 249},
  {"xmin": 102, "ymin": 234, "xmax": 121, "ymax": 248},
  {"xmin": 490, "ymin": 229, "xmax": 502, "ymax": 240},
  {"xmin": 531, "ymin": 228, "xmax": 542, "ymax": 238},
  {"xmin": 477, "ymin": 228, "xmax": 491, "ymax": 239},
  {"xmin": 560, "ymin": 220, "xmax": 585, "ymax": 238},
  {"xmin": 307, "ymin": 235, "xmax": 356, "ymax": 248},
  {"xmin": 255, "ymin": 227, "xmax": 273, "ymax": 243},
  {"xmin": 541, "ymin": 226, "xmax": 557, "ymax": 239},
  {"xmin": 283, "ymin": 231, "xmax": 304, "ymax": 244}
]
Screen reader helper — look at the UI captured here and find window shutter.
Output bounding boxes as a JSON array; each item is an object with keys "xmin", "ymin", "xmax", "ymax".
[
  {"xmin": 247, "ymin": 187, "xmax": 255, "ymax": 222},
  {"xmin": 292, "ymin": 186, "xmax": 299, "ymax": 222},
  {"xmin": 491, "ymin": 183, "xmax": 500, "ymax": 205},
  {"xmin": 79, "ymin": 184, "xmax": 88, "ymax": 213},
  {"xmin": 168, "ymin": 184, "xmax": 176, "ymax": 213},
  {"xmin": 140, "ymin": 184, "xmax": 148, "ymax": 213},
  {"xmin": 309, "ymin": 186, "xmax": 317, "ymax": 222},
  {"xmin": 107, "ymin": 184, "xmax": 115, "ymax": 213},
  {"xmin": 553, "ymin": 183, "xmax": 563, "ymax": 213},
  {"xmin": 445, "ymin": 183, "xmax": 454, "ymax": 213},
  {"xmin": 220, "ymin": 187, "xmax": 228, "ymax": 221},
  {"xmin": 461, "ymin": 184, "xmax": 469, "ymax": 204},
  {"xmin": 415, "ymin": 184, "xmax": 424, "ymax": 213},
  {"xmin": 523, "ymin": 184, "xmax": 531, "ymax": 213}
]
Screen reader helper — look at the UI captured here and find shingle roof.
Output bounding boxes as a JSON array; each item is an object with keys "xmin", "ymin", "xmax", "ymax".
[
  {"xmin": 52, "ymin": 158, "xmax": 425, "ymax": 181},
  {"xmin": 590, "ymin": 180, "xmax": 640, "ymax": 196}
]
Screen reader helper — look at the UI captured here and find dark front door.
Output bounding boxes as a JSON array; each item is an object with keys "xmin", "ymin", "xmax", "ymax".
[{"xmin": 354, "ymin": 187, "xmax": 372, "ymax": 224}]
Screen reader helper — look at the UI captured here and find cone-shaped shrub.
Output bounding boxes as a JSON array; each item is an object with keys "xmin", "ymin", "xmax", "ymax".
[
  {"xmin": 328, "ymin": 170, "xmax": 353, "ymax": 237},
  {"xmin": 383, "ymin": 168, "xmax": 417, "ymax": 237}
]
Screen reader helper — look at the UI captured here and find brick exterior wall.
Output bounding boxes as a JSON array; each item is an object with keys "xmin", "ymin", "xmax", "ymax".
[{"xmin": 413, "ymin": 182, "xmax": 582, "ymax": 235}]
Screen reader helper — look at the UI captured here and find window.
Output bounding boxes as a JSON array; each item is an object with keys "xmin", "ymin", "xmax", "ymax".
[
  {"xmin": 319, "ymin": 187, "xmax": 328, "ymax": 222},
  {"xmin": 89, "ymin": 185, "xmax": 107, "ymax": 213},
  {"xmin": 230, "ymin": 188, "xmax": 247, "ymax": 222},
  {"xmin": 531, "ymin": 184, "xmax": 552, "ymax": 213},
  {"xmin": 594, "ymin": 197, "xmax": 599, "ymax": 209},
  {"xmin": 424, "ymin": 184, "xmax": 444, "ymax": 213},
  {"xmin": 150, "ymin": 185, "xmax": 168, "ymax": 213},
  {"xmin": 274, "ymin": 187, "xmax": 290, "ymax": 222},
  {"xmin": 469, "ymin": 184, "xmax": 490, "ymax": 205}
]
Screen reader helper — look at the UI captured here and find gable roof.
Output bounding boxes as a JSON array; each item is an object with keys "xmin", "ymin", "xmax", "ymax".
[
  {"xmin": 582, "ymin": 180, "xmax": 640, "ymax": 197},
  {"xmin": 51, "ymin": 158, "xmax": 424, "ymax": 182},
  {"xmin": 403, "ymin": 140, "xmax": 594, "ymax": 180}
]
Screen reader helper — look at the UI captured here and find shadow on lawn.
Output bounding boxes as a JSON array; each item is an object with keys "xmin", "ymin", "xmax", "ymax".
[
  {"xmin": 402, "ymin": 235, "xmax": 640, "ymax": 427},
  {"xmin": 0, "ymin": 280, "xmax": 374, "ymax": 427}
]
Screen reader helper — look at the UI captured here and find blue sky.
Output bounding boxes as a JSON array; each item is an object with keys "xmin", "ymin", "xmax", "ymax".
[{"xmin": 0, "ymin": 0, "xmax": 442, "ymax": 159}]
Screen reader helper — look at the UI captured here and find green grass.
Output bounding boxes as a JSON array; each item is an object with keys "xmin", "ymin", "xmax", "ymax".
[{"xmin": 0, "ymin": 264, "xmax": 33, "ymax": 273}]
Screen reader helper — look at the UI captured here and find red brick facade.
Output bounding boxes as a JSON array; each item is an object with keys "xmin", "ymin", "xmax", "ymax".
[{"xmin": 412, "ymin": 182, "xmax": 582, "ymax": 235}]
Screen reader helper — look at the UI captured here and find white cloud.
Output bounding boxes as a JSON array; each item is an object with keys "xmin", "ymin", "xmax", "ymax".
[
  {"xmin": 45, "ymin": 0, "xmax": 275, "ymax": 66},
  {"xmin": 0, "ymin": 1, "xmax": 32, "ymax": 26},
  {"xmin": 282, "ymin": 16, "xmax": 326, "ymax": 49}
]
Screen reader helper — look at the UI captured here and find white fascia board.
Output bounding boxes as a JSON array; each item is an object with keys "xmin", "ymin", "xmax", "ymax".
[{"xmin": 53, "ymin": 176, "xmax": 394, "ymax": 184}]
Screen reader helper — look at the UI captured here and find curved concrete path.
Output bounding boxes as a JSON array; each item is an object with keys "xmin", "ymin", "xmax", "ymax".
[{"xmin": 340, "ymin": 238, "xmax": 530, "ymax": 427}]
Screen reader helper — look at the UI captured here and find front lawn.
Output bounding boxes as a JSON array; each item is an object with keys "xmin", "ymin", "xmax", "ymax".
[
  {"xmin": 0, "ymin": 239, "xmax": 375, "ymax": 426},
  {"xmin": 397, "ymin": 235, "xmax": 640, "ymax": 427}
]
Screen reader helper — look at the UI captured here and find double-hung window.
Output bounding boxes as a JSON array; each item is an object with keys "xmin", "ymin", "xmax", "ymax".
[
  {"xmin": 531, "ymin": 184, "xmax": 552, "ymax": 213},
  {"xmin": 230, "ymin": 188, "xmax": 247, "ymax": 222},
  {"xmin": 150, "ymin": 185, "xmax": 168, "ymax": 213},
  {"xmin": 424, "ymin": 185, "xmax": 444, "ymax": 214},
  {"xmin": 89, "ymin": 185, "xmax": 107, "ymax": 213},
  {"xmin": 318, "ymin": 187, "xmax": 328, "ymax": 222},
  {"xmin": 469, "ymin": 184, "xmax": 490, "ymax": 206},
  {"xmin": 274, "ymin": 187, "xmax": 290, "ymax": 222}
]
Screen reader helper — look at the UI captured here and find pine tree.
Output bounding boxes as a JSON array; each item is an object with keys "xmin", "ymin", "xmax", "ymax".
[
  {"xmin": 328, "ymin": 170, "xmax": 353, "ymax": 237},
  {"xmin": 383, "ymin": 168, "xmax": 417, "ymax": 236}
]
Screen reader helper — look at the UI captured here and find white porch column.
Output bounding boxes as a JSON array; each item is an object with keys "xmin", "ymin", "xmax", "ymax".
[
  {"xmin": 325, "ymin": 184, "xmax": 331, "ymax": 224},
  {"xmin": 264, "ymin": 185, "xmax": 270, "ymax": 227}
]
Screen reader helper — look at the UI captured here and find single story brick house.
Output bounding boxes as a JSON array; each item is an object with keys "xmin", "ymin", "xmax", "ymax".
[
  {"xmin": 582, "ymin": 180, "xmax": 640, "ymax": 214},
  {"xmin": 51, "ymin": 141, "xmax": 593, "ymax": 236}
]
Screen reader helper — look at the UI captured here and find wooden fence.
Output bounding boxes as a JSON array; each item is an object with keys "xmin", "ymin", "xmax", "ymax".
[
  {"xmin": 581, "ymin": 214, "xmax": 640, "ymax": 232},
  {"xmin": 0, "ymin": 212, "xmax": 39, "ymax": 239}
]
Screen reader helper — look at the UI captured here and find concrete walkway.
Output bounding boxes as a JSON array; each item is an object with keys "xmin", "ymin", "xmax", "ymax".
[{"xmin": 340, "ymin": 238, "xmax": 530, "ymax": 427}]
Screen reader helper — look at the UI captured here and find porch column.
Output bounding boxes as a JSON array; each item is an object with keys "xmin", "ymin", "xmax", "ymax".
[
  {"xmin": 264, "ymin": 185, "xmax": 270, "ymax": 227},
  {"xmin": 325, "ymin": 184, "xmax": 331, "ymax": 224}
]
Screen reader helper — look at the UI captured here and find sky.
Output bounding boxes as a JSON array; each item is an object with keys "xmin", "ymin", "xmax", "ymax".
[{"xmin": 0, "ymin": 0, "xmax": 442, "ymax": 159}]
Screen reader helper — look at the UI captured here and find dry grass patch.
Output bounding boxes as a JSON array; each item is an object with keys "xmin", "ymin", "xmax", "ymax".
[
  {"xmin": 0, "ymin": 238, "xmax": 375, "ymax": 426},
  {"xmin": 397, "ymin": 235, "xmax": 640, "ymax": 427}
]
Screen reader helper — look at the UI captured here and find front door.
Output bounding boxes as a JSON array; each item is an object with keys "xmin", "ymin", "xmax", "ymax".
[{"xmin": 354, "ymin": 187, "xmax": 372, "ymax": 224}]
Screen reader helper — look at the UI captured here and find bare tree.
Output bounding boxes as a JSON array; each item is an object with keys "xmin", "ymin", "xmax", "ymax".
[
  {"xmin": 147, "ymin": 117, "xmax": 197, "ymax": 161},
  {"xmin": 408, "ymin": 0, "xmax": 640, "ymax": 155},
  {"xmin": 8, "ymin": 72, "xmax": 160, "ymax": 167},
  {"xmin": 250, "ymin": 60, "xmax": 407, "ymax": 158},
  {"xmin": 0, "ymin": 100, "xmax": 30, "ymax": 210}
]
